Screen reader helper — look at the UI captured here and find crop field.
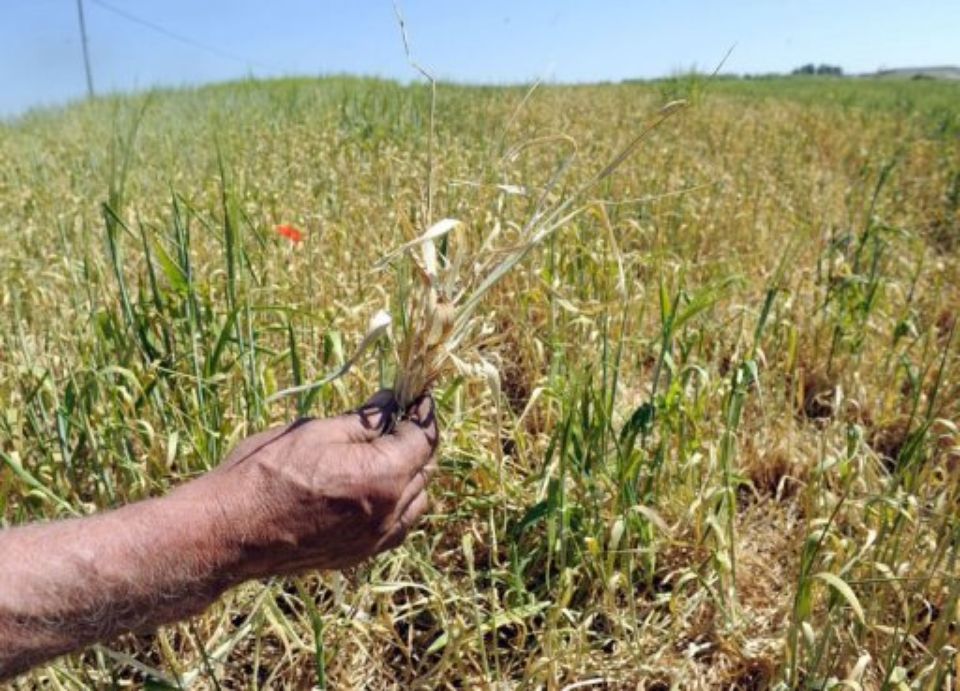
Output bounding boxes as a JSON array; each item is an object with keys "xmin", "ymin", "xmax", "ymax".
[{"xmin": 1, "ymin": 76, "xmax": 959, "ymax": 688}]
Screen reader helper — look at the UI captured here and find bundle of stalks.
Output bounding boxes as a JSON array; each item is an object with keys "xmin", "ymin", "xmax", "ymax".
[{"xmin": 267, "ymin": 99, "xmax": 687, "ymax": 412}]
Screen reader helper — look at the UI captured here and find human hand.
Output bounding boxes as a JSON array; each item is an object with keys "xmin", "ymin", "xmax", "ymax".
[{"xmin": 190, "ymin": 390, "xmax": 438, "ymax": 580}]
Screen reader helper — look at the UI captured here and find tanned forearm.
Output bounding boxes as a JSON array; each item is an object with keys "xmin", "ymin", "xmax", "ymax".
[
  {"xmin": 0, "ymin": 393, "xmax": 438, "ymax": 682},
  {"xmin": 0, "ymin": 479, "xmax": 239, "ymax": 681}
]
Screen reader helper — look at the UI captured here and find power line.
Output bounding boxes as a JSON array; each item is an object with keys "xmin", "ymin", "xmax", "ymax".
[
  {"xmin": 76, "ymin": 0, "xmax": 95, "ymax": 97},
  {"xmin": 87, "ymin": 0, "xmax": 282, "ymax": 72}
]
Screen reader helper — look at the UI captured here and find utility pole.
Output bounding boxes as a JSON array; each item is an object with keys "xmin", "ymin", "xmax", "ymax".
[{"xmin": 76, "ymin": 0, "xmax": 94, "ymax": 98}]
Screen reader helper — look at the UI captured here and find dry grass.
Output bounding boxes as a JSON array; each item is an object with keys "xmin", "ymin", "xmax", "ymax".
[{"xmin": 1, "ymin": 75, "xmax": 959, "ymax": 688}]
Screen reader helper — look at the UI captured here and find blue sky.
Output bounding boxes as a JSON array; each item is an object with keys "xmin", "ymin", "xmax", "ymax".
[{"xmin": 2, "ymin": 0, "xmax": 958, "ymax": 118}]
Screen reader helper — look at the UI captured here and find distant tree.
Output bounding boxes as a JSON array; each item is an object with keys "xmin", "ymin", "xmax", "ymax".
[
  {"xmin": 816, "ymin": 64, "xmax": 844, "ymax": 76},
  {"xmin": 790, "ymin": 63, "xmax": 843, "ymax": 76}
]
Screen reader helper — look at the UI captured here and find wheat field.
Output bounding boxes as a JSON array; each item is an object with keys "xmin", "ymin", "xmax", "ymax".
[{"xmin": 1, "ymin": 76, "xmax": 959, "ymax": 689}]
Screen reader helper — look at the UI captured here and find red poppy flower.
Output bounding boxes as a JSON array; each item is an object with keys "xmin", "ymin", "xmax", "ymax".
[{"xmin": 275, "ymin": 224, "xmax": 304, "ymax": 244}]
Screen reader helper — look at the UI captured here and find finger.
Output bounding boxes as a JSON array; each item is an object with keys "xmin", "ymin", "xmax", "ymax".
[
  {"xmin": 377, "ymin": 490, "xmax": 430, "ymax": 553},
  {"xmin": 394, "ymin": 458, "xmax": 438, "ymax": 515},
  {"xmin": 399, "ymin": 490, "xmax": 430, "ymax": 531},
  {"xmin": 406, "ymin": 394, "xmax": 439, "ymax": 445},
  {"xmin": 372, "ymin": 394, "xmax": 438, "ymax": 466},
  {"xmin": 306, "ymin": 389, "xmax": 400, "ymax": 444},
  {"xmin": 372, "ymin": 418, "xmax": 437, "ymax": 480}
]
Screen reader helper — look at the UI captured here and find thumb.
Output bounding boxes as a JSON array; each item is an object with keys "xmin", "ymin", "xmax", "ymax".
[{"xmin": 333, "ymin": 388, "xmax": 400, "ymax": 443}]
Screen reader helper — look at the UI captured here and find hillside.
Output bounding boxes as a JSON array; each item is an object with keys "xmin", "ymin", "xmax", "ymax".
[{"xmin": 871, "ymin": 66, "xmax": 960, "ymax": 80}]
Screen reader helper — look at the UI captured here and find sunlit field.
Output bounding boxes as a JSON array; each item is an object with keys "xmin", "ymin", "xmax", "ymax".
[{"xmin": 1, "ymin": 75, "xmax": 958, "ymax": 688}]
